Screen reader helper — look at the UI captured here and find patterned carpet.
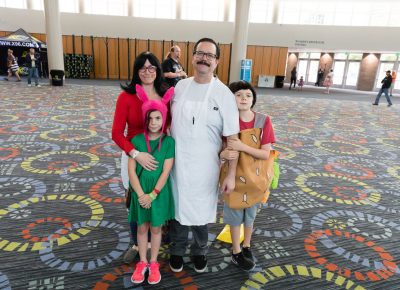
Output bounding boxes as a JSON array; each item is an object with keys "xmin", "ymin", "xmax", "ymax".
[{"xmin": 0, "ymin": 81, "xmax": 399, "ymax": 290}]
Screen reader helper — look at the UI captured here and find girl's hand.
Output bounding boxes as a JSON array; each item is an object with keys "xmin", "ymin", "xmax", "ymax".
[
  {"xmin": 134, "ymin": 152, "xmax": 159, "ymax": 171},
  {"xmin": 139, "ymin": 194, "xmax": 152, "ymax": 209},
  {"xmin": 221, "ymin": 149, "xmax": 239, "ymax": 161},
  {"xmin": 227, "ymin": 138, "xmax": 244, "ymax": 152}
]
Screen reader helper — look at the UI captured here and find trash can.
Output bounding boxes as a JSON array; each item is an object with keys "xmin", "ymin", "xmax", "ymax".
[
  {"xmin": 274, "ymin": 76, "xmax": 285, "ymax": 88},
  {"xmin": 50, "ymin": 70, "xmax": 64, "ymax": 86}
]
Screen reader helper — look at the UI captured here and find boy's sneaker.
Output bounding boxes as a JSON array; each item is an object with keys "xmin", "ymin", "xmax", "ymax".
[
  {"xmin": 231, "ymin": 251, "xmax": 255, "ymax": 271},
  {"xmin": 242, "ymin": 246, "xmax": 254, "ymax": 261},
  {"xmin": 36, "ymin": 84, "xmax": 41, "ymax": 87},
  {"xmin": 148, "ymin": 262, "xmax": 161, "ymax": 285},
  {"xmin": 28, "ymin": 84, "xmax": 32, "ymax": 87},
  {"xmin": 123, "ymin": 245, "xmax": 138, "ymax": 264},
  {"xmin": 131, "ymin": 261, "xmax": 148, "ymax": 284},
  {"xmin": 169, "ymin": 255, "xmax": 183, "ymax": 272},
  {"xmin": 193, "ymin": 255, "xmax": 208, "ymax": 273}
]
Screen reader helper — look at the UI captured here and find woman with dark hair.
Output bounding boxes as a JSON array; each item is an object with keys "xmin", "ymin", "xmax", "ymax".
[{"xmin": 112, "ymin": 51, "xmax": 169, "ymax": 263}]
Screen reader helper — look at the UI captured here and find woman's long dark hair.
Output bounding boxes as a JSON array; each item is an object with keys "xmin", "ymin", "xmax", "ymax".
[{"xmin": 121, "ymin": 51, "xmax": 167, "ymax": 96}]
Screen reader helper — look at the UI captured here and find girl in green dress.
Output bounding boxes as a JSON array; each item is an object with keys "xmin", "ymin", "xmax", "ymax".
[{"xmin": 128, "ymin": 84, "xmax": 175, "ymax": 285}]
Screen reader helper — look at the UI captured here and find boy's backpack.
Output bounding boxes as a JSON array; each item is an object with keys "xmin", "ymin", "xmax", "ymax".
[{"xmin": 219, "ymin": 113, "xmax": 279, "ymax": 209}]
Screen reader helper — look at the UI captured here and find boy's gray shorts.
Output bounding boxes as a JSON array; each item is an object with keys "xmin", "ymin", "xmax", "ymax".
[{"xmin": 223, "ymin": 203, "xmax": 259, "ymax": 227}]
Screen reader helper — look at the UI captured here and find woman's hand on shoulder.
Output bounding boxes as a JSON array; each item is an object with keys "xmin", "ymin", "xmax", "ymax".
[{"xmin": 135, "ymin": 152, "xmax": 159, "ymax": 171}]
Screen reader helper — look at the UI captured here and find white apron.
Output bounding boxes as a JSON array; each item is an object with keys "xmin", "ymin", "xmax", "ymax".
[{"xmin": 171, "ymin": 77, "xmax": 221, "ymax": 226}]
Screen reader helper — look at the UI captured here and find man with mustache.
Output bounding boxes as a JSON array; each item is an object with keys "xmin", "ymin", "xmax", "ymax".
[{"xmin": 169, "ymin": 38, "xmax": 239, "ymax": 273}]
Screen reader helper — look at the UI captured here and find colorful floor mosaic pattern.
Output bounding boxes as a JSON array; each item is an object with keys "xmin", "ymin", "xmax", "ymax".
[{"xmin": 0, "ymin": 82, "xmax": 399, "ymax": 290}]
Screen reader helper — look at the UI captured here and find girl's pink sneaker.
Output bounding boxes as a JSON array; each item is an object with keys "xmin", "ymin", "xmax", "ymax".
[
  {"xmin": 131, "ymin": 261, "xmax": 148, "ymax": 284},
  {"xmin": 148, "ymin": 262, "xmax": 161, "ymax": 285}
]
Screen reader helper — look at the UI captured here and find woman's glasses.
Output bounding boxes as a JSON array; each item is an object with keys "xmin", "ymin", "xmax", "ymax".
[{"xmin": 139, "ymin": 65, "xmax": 157, "ymax": 73}]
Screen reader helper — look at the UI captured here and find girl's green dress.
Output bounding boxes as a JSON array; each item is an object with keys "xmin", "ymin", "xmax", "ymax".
[{"xmin": 128, "ymin": 134, "xmax": 175, "ymax": 227}]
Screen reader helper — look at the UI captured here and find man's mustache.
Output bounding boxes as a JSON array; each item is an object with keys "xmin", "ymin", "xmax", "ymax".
[{"xmin": 196, "ymin": 61, "xmax": 210, "ymax": 67}]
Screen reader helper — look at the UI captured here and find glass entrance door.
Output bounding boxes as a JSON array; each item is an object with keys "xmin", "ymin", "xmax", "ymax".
[
  {"xmin": 345, "ymin": 62, "xmax": 360, "ymax": 87},
  {"xmin": 298, "ymin": 60, "xmax": 308, "ymax": 83},
  {"xmin": 395, "ymin": 67, "xmax": 400, "ymax": 90},
  {"xmin": 308, "ymin": 60, "xmax": 320, "ymax": 84},
  {"xmin": 333, "ymin": 61, "xmax": 345, "ymax": 86}
]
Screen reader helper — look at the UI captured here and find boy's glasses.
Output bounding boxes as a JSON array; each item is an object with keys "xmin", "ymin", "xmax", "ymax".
[{"xmin": 139, "ymin": 65, "xmax": 157, "ymax": 73}]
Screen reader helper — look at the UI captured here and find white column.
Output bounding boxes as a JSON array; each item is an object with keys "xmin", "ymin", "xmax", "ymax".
[
  {"xmin": 176, "ymin": 0, "xmax": 182, "ymax": 20},
  {"xmin": 26, "ymin": 0, "xmax": 33, "ymax": 10},
  {"xmin": 229, "ymin": 0, "xmax": 250, "ymax": 83},
  {"xmin": 223, "ymin": 0, "xmax": 230, "ymax": 22},
  {"xmin": 128, "ymin": 0, "xmax": 133, "ymax": 17},
  {"xmin": 79, "ymin": 0, "xmax": 86, "ymax": 14},
  {"xmin": 272, "ymin": 0, "xmax": 280, "ymax": 24},
  {"xmin": 44, "ymin": 0, "xmax": 64, "ymax": 77}
]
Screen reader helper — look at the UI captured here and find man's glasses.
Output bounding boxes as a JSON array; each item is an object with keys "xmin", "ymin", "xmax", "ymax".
[
  {"xmin": 193, "ymin": 51, "xmax": 217, "ymax": 60},
  {"xmin": 139, "ymin": 65, "xmax": 157, "ymax": 73}
]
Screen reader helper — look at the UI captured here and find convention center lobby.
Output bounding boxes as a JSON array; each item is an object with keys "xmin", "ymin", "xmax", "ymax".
[{"xmin": 0, "ymin": 0, "xmax": 399, "ymax": 289}]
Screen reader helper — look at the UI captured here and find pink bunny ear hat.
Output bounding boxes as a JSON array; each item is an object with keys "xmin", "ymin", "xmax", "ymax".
[{"xmin": 135, "ymin": 84, "xmax": 174, "ymax": 152}]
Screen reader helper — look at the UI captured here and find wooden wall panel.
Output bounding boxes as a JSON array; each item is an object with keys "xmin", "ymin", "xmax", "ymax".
[
  {"xmin": 128, "ymin": 39, "xmax": 136, "ymax": 80},
  {"xmin": 262, "ymin": 47, "xmax": 272, "ymax": 75},
  {"xmin": 136, "ymin": 39, "xmax": 148, "ymax": 56},
  {"xmin": 216, "ymin": 44, "xmax": 231, "ymax": 85},
  {"xmin": 93, "ymin": 37, "xmax": 107, "ymax": 79},
  {"xmin": 119, "ymin": 38, "xmax": 129, "ymax": 80},
  {"xmin": 163, "ymin": 41, "xmax": 173, "ymax": 62},
  {"xmin": 270, "ymin": 47, "xmax": 280, "ymax": 76},
  {"xmin": 277, "ymin": 47, "xmax": 288, "ymax": 75},
  {"xmin": 63, "ymin": 35, "xmax": 74, "ymax": 54},
  {"xmin": 72, "ymin": 35, "xmax": 82, "ymax": 55},
  {"xmin": 186, "ymin": 42, "xmax": 195, "ymax": 77},
  {"xmin": 83, "ymin": 36, "xmax": 92, "ymax": 55},
  {"xmin": 246, "ymin": 45, "xmax": 256, "ymax": 84},
  {"xmin": 252, "ymin": 46, "xmax": 264, "ymax": 86},
  {"xmin": 107, "ymin": 38, "xmax": 119, "ymax": 79},
  {"xmin": 149, "ymin": 40, "xmax": 163, "ymax": 63}
]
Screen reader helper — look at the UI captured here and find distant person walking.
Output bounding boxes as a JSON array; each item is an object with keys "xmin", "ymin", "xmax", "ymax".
[
  {"xmin": 389, "ymin": 71, "xmax": 396, "ymax": 97},
  {"xmin": 373, "ymin": 70, "xmax": 393, "ymax": 107},
  {"xmin": 323, "ymin": 69, "xmax": 333, "ymax": 94},
  {"xmin": 5, "ymin": 49, "xmax": 21, "ymax": 82},
  {"xmin": 289, "ymin": 67, "xmax": 297, "ymax": 90},
  {"xmin": 315, "ymin": 68, "xmax": 324, "ymax": 86}
]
